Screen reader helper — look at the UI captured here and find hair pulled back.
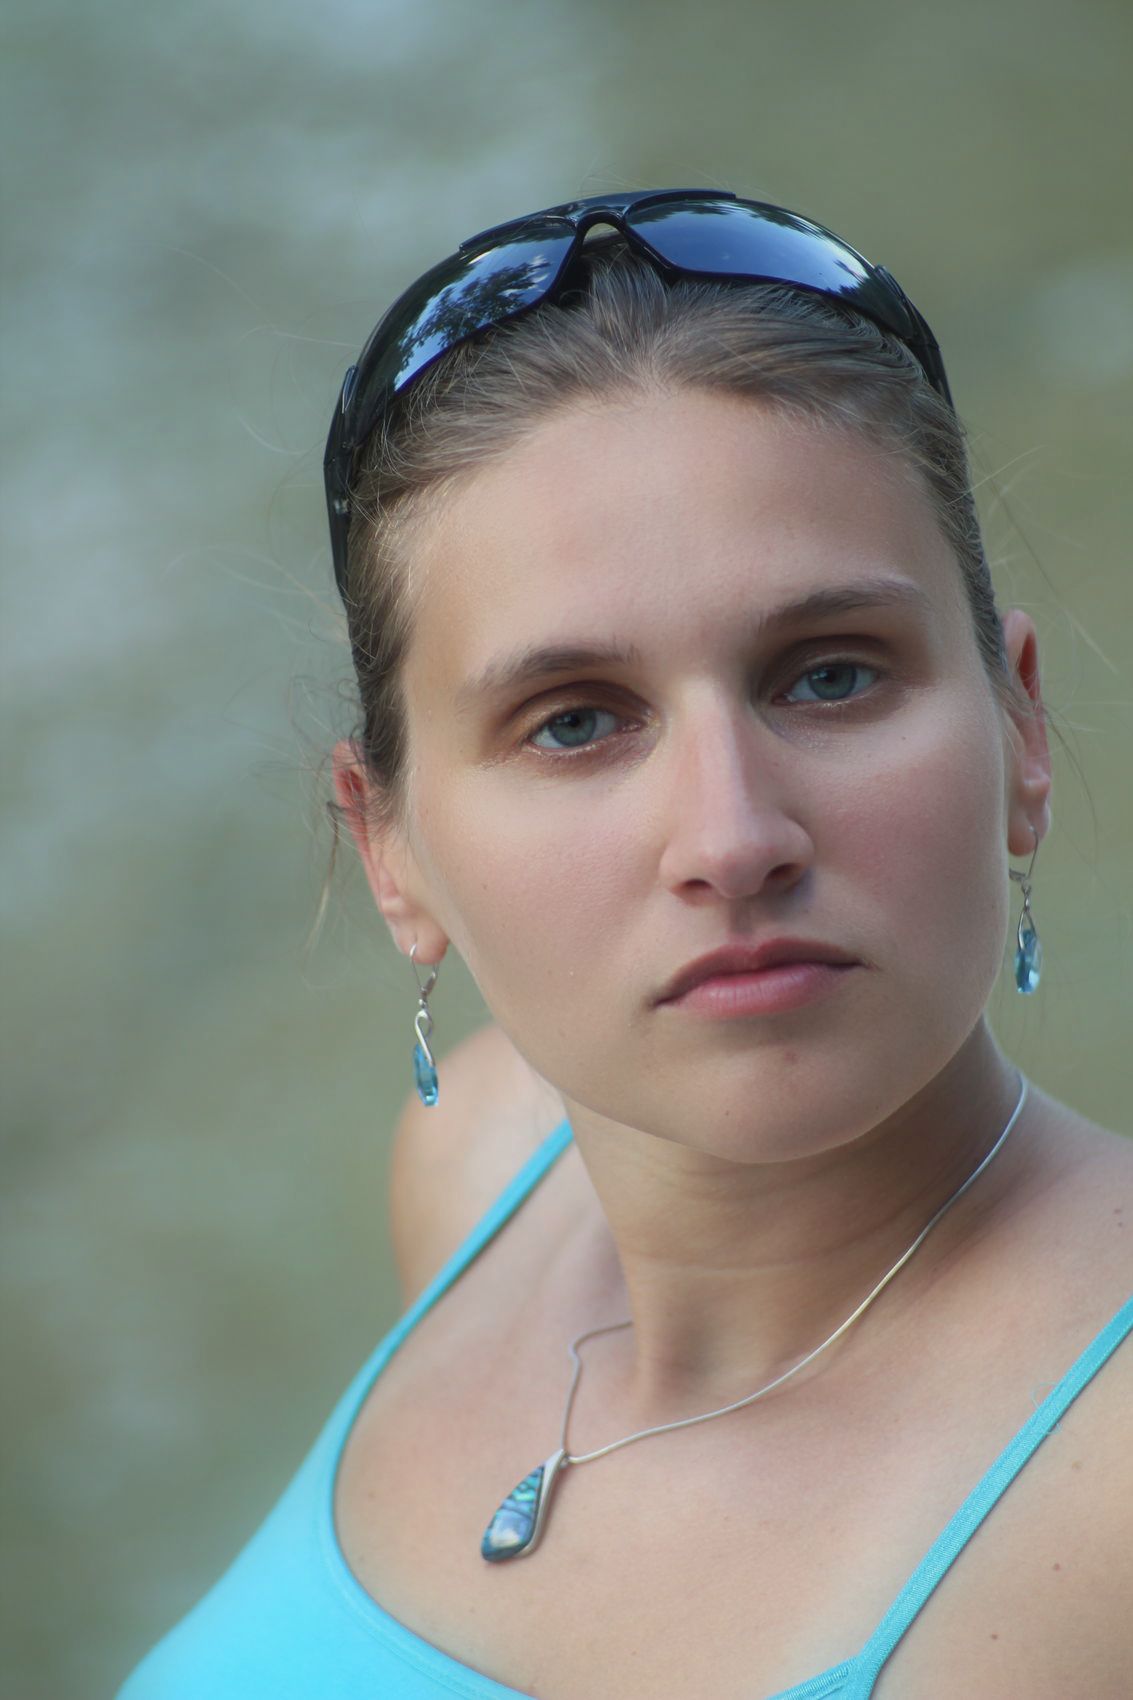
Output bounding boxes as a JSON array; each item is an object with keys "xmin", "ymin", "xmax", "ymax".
[{"xmin": 325, "ymin": 236, "xmax": 1019, "ymax": 871}]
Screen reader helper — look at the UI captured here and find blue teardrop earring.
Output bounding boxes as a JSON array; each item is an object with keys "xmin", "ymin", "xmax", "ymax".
[
  {"xmin": 1008, "ymin": 825, "xmax": 1043, "ymax": 995},
  {"xmin": 410, "ymin": 942, "xmax": 440, "ymax": 1105}
]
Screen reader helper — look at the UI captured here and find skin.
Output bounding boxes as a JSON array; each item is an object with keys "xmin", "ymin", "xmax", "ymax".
[{"xmin": 332, "ymin": 388, "xmax": 1057, "ymax": 1417}]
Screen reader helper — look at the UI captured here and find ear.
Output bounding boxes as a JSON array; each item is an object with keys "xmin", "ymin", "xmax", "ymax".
[
  {"xmin": 330, "ymin": 738, "xmax": 450, "ymax": 966},
  {"xmin": 999, "ymin": 610, "xmax": 1053, "ymax": 859}
]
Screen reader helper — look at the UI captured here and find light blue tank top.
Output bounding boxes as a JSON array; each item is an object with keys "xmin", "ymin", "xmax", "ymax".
[{"xmin": 115, "ymin": 1116, "xmax": 1132, "ymax": 1700}]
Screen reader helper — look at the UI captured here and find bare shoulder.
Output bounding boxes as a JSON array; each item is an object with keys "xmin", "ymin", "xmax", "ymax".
[
  {"xmin": 1013, "ymin": 1082, "xmax": 1132, "ymax": 1449},
  {"xmin": 387, "ymin": 1021, "xmax": 568, "ymax": 1304},
  {"xmin": 1017, "ymin": 1085, "xmax": 1133, "ymax": 1289},
  {"xmin": 1034, "ymin": 1084, "xmax": 1133, "ymax": 1189}
]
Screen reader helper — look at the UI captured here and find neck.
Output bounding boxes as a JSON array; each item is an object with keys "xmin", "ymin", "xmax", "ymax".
[{"xmin": 558, "ymin": 1024, "xmax": 1032, "ymax": 1420}]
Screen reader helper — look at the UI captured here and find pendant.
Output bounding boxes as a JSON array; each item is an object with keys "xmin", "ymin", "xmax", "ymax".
[{"xmin": 480, "ymin": 1447, "xmax": 567, "ymax": 1562}]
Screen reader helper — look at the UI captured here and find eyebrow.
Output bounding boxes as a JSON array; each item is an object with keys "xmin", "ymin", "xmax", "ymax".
[{"xmin": 453, "ymin": 575, "xmax": 932, "ymax": 712}]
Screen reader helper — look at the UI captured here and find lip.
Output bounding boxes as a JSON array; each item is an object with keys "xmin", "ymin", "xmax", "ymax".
[{"xmin": 654, "ymin": 938, "xmax": 861, "ymax": 1005}]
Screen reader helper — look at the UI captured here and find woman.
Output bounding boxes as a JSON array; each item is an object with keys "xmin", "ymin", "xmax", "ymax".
[{"xmin": 117, "ymin": 190, "xmax": 1131, "ymax": 1698}]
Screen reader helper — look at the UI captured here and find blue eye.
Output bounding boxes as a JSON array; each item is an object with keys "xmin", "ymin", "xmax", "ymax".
[
  {"xmin": 784, "ymin": 662, "xmax": 878, "ymax": 703},
  {"xmin": 528, "ymin": 707, "xmax": 621, "ymax": 753}
]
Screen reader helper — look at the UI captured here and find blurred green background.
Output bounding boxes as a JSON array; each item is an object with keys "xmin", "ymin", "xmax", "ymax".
[{"xmin": 2, "ymin": 1, "xmax": 1130, "ymax": 1694}]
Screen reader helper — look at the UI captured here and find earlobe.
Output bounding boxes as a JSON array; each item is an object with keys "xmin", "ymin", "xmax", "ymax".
[{"xmin": 999, "ymin": 612, "xmax": 1053, "ymax": 858}]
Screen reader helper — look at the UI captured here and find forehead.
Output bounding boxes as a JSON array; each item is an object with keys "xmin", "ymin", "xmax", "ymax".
[{"xmin": 404, "ymin": 390, "xmax": 966, "ymax": 704}]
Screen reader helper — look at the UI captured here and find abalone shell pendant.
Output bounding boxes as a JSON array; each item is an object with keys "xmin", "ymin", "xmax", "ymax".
[{"xmin": 480, "ymin": 1447, "xmax": 567, "ymax": 1562}]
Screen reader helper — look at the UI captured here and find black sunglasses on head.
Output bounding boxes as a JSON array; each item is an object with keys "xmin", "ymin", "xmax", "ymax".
[{"xmin": 325, "ymin": 188, "xmax": 953, "ymax": 601}]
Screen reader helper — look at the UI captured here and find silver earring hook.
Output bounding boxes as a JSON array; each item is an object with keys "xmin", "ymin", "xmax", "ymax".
[
  {"xmin": 1008, "ymin": 823, "xmax": 1039, "ymax": 897},
  {"xmin": 409, "ymin": 940, "xmax": 438, "ymax": 1001}
]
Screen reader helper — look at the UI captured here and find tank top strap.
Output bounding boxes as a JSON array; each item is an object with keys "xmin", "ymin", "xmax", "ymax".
[{"xmin": 853, "ymin": 1293, "xmax": 1133, "ymax": 1691}]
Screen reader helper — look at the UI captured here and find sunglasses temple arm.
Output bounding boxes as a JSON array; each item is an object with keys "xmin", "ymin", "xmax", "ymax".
[
  {"xmin": 875, "ymin": 265, "xmax": 954, "ymax": 409},
  {"xmin": 910, "ymin": 313, "xmax": 954, "ymax": 409}
]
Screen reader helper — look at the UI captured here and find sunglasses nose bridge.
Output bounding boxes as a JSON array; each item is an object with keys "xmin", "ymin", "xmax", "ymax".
[
  {"xmin": 570, "ymin": 206, "xmax": 633, "ymax": 243},
  {"xmin": 460, "ymin": 189, "xmax": 732, "ymax": 253},
  {"xmin": 457, "ymin": 203, "xmax": 632, "ymax": 256}
]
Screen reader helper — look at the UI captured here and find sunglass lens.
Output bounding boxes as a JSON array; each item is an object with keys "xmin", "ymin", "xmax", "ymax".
[
  {"xmin": 629, "ymin": 200, "xmax": 915, "ymax": 339},
  {"xmin": 348, "ymin": 223, "xmax": 575, "ymax": 437}
]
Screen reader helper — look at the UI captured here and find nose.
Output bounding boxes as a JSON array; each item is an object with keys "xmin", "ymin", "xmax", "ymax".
[{"xmin": 656, "ymin": 696, "xmax": 814, "ymax": 902}]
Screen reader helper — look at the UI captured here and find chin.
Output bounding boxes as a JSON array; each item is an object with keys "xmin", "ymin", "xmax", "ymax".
[{"xmin": 598, "ymin": 1024, "xmax": 969, "ymax": 1160}]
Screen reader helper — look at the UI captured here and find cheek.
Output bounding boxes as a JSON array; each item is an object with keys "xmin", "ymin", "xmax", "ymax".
[
  {"xmin": 832, "ymin": 701, "xmax": 1009, "ymax": 997},
  {"xmin": 413, "ymin": 775, "xmax": 635, "ymax": 1014}
]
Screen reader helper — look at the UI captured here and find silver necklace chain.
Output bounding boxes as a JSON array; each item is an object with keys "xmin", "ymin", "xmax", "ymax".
[{"xmin": 557, "ymin": 1072, "xmax": 1029, "ymax": 1467}]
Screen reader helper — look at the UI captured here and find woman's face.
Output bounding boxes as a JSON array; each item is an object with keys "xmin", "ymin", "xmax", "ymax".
[{"xmin": 373, "ymin": 390, "xmax": 1047, "ymax": 1160}]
